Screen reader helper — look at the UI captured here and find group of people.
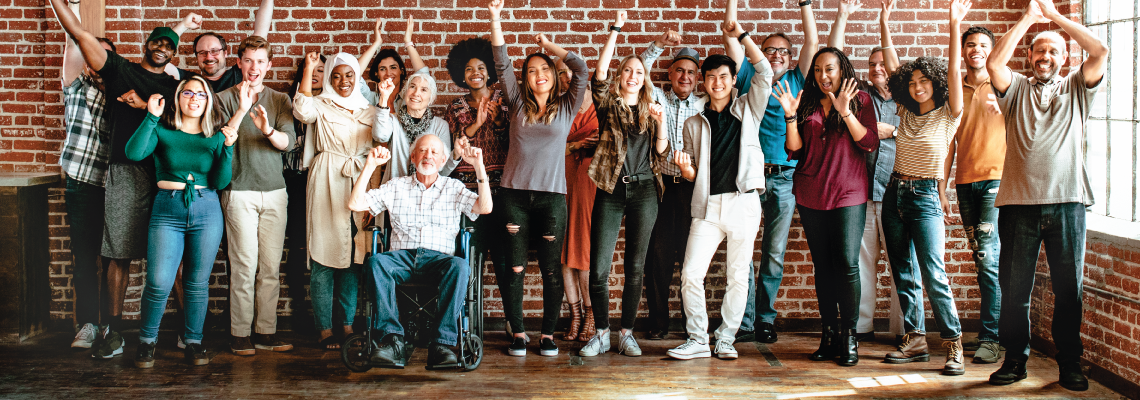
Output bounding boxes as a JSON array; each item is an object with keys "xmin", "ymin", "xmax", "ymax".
[{"xmin": 52, "ymin": 0, "xmax": 1105, "ymax": 391}]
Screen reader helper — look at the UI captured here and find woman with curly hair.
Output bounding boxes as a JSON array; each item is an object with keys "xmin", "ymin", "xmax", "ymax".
[
  {"xmin": 773, "ymin": 44, "xmax": 878, "ymax": 366},
  {"xmin": 877, "ymin": 0, "xmax": 968, "ymax": 376},
  {"xmin": 487, "ymin": 0, "xmax": 588, "ymax": 357},
  {"xmin": 364, "ymin": 17, "xmax": 427, "ymax": 108}
]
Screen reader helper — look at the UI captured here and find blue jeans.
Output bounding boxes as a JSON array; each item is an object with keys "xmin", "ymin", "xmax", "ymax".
[
  {"xmin": 956, "ymin": 180, "xmax": 1002, "ymax": 343},
  {"xmin": 370, "ymin": 248, "xmax": 469, "ymax": 346},
  {"xmin": 998, "ymin": 203, "xmax": 1085, "ymax": 364},
  {"xmin": 138, "ymin": 189, "xmax": 224, "ymax": 343},
  {"xmin": 742, "ymin": 167, "xmax": 796, "ymax": 331},
  {"xmin": 310, "ymin": 260, "xmax": 360, "ymax": 332},
  {"xmin": 882, "ymin": 178, "xmax": 962, "ymax": 339},
  {"xmin": 65, "ymin": 177, "xmax": 106, "ymax": 326},
  {"xmin": 589, "ymin": 179, "xmax": 658, "ymax": 331}
]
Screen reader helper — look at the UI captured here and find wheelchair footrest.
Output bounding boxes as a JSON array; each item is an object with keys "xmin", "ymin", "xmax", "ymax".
[{"xmin": 425, "ymin": 362, "xmax": 461, "ymax": 371}]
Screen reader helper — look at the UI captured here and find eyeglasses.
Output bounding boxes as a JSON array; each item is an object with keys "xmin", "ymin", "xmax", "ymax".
[
  {"xmin": 181, "ymin": 91, "xmax": 208, "ymax": 100},
  {"xmin": 763, "ymin": 47, "xmax": 791, "ymax": 56},
  {"xmin": 196, "ymin": 48, "xmax": 224, "ymax": 57}
]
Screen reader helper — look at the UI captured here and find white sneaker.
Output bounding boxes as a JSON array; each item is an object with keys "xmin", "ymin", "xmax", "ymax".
[
  {"xmin": 617, "ymin": 332, "xmax": 641, "ymax": 357},
  {"xmin": 667, "ymin": 338, "xmax": 711, "ymax": 360},
  {"xmin": 579, "ymin": 330, "xmax": 610, "ymax": 357},
  {"xmin": 177, "ymin": 334, "xmax": 186, "ymax": 349},
  {"xmin": 72, "ymin": 323, "xmax": 97, "ymax": 349},
  {"xmin": 715, "ymin": 339, "xmax": 739, "ymax": 359}
]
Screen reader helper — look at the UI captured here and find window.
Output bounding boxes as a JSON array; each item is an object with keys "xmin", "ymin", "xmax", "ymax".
[{"xmin": 1086, "ymin": 0, "xmax": 1140, "ymax": 221}]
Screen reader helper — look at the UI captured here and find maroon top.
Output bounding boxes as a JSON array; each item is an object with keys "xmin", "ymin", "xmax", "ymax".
[{"xmin": 788, "ymin": 91, "xmax": 879, "ymax": 211}]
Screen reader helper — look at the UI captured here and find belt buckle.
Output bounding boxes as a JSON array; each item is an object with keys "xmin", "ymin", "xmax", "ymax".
[
  {"xmin": 622, "ymin": 175, "xmax": 631, "ymax": 184},
  {"xmin": 672, "ymin": 175, "xmax": 682, "ymax": 184}
]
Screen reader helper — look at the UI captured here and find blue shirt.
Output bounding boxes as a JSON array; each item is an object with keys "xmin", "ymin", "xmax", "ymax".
[{"xmin": 737, "ymin": 61, "xmax": 803, "ymax": 167}]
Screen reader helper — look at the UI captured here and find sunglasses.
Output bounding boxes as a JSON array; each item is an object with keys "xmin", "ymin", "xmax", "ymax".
[{"xmin": 181, "ymin": 91, "xmax": 209, "ymax": 100}]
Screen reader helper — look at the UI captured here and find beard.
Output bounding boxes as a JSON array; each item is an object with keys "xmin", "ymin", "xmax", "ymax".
[{"xmin": 144, "ymin": 49, "xmax": 171, "ymax": 69}]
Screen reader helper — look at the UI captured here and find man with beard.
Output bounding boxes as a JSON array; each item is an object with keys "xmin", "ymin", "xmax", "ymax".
[
  {"xmin": 984, "ymin": 0, "xmax": 1107, "ymax": 391},
  {"xmin": 637, "ymin": 30, "xmax": 705, "ymax": 340},
  {"xmin": 50, "ymin": 0, "xmax": 185, "ymax": 359},
  {"xmin": 185, "ymin": 0, "xmax": 274, "ymax": 93},
  {"xmin": 215, "ymin": 36, "xmax": 297, "ymax": 356}
]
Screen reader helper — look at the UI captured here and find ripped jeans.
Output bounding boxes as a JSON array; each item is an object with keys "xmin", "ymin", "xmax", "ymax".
[
  {"xmin": 497, "ymin": 188, "xmax": 567, "ymax": 336},
  {"xmin": 956, "ymin": 180, "xmax": 1001, "ymax": 343}
]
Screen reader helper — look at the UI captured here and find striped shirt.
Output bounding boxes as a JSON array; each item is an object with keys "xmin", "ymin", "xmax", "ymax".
[
  {"xmin": 60, "ymin": 75, "xmax": 111, "ymax": 186},
  {"xmin": 893, "ymin": 105, "xmax": 961, "ymax": 180}
]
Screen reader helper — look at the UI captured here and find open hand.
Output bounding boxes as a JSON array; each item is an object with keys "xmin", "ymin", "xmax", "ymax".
[
  {"xmin": 146, "ymin": 94, "xmax": 165, "ymax": 117},
  {"xmin": 453, "ymin": 135, "xmax": 470, "ymax": 160},
  {"xmin": 950, "ymin": 0, "xmax": 972, "ymax": 22},
  {"xmin": 404, "ymin": 16, "xmax": 415, "ymax": 44},
  {"xmin": 839, "ymin": 0, "xmax": 864, "ymax": 17},
  {"xmin": 984, "ymin": 93, "xmax": 1001, "ymax": 115},
  {"xmin": 772, "ymin": 80, "xmax": 803, "ymax": 117},
  {"xmin": 879, "ymin": 0, "xmax": 898, "ymax": 22},
  {"xmin": 827, "ymin": 78, "xmax": 859, "ymax": 116},
  {"xmin": 366, "ymin": 145, "xmax": 392, "ymax": 168},
  {"xmin": 238, "ymin": 81, "xmax": 256, "ymax": 111},
  {"xmin": 250, "ymin": 105, "xmax": 271, "ymax": 135}
]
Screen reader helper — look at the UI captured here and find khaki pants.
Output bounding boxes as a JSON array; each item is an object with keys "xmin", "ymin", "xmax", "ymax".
[{"xmin": 220, "ymin": 188, "xmax": 288, "ymax": 336}]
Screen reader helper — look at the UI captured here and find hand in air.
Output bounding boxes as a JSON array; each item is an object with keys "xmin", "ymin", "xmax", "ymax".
[
  {"xmin": 772, "ymin": 80, "xmax": 803, "ymax": 116},
  {"xmin": 366, "ymin": 145, "xmax": 392, "ymax": 168},
  {"xmin": 145, "ymin": 93, "xmax": 165, "ymax": 117},
  {"xmin": 221, "ymin": 125, "xmax": 238, "ymax": 147},
  {"xmin": 672, "ymin": 150, "xmax": 692, "ymax": 170}
]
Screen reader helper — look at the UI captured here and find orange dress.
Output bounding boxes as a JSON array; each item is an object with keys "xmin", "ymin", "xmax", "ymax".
[{"xmin": 562, "ymin": 104, "xmax": 599, "ymax": 270}]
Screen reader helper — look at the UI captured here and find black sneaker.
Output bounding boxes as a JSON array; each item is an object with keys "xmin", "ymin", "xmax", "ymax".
[
  {"xmin": 1058, "ymin": 362, "xmax": 1089, "ymax": 391},
  {"xmin": 508, "ymin": 336, "xmax": 527, "ymax": 357},
  {"xmin": 988, "ymin": 360, "xmax": 1028, "ymax": 385},
  {"xmin": 134, "ymin": 341, "xmax": 156, "ymax": 369},
  {"xmin": 734, "ymin": 330, "xmax": 755, "ymax": 343},
  {"xmin": 184, "ymin": 343, "xmax": 210, "ymax": 366},
  {"xmin": 757, "ymin": 322, "xmax": 778, "ymax": 343},
  {"xmin": 539, "ymin": 338, "xmax": 558, "ymax": 357}
]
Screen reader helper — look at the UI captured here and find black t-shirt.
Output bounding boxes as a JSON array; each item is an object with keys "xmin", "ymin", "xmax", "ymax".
[
  {"xmin": 704, "ymin": 102, "xmax": 741, "ymax": 195},
  {"xmin": 619, "ymin": 105, "xmax": 653, "ymax": 178},
  {"xmin": 98, "ymin": 50, "xmax": 181, "ymax": 165},
  {"xmin": 179, "ymin": 66, "xmax": 243, "ymax": 94}
]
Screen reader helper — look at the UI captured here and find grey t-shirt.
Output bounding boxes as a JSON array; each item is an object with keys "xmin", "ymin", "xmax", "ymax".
[
  {"xmin": 216, "ymin": 86, "xmax": 298, "ymax": 191},
  {"xmin": 993, "ymin": 68, "xmax": 1100, "ymax": 207}
]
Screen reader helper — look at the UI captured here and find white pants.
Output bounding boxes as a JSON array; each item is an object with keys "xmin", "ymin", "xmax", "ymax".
[
  {"xmin": 681, "ymin": 192, "xmax": 762, "ymax": 344},
  {"xmin": 857, "ymin": 200, "xmax": 905, "ymax": 335},
  {"xmin": 220, "ymin": 189, "xmax": 289, "ymax": 336}
]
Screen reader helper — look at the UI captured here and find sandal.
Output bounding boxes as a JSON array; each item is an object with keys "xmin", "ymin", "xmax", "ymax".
[{"xmin": 319, "ymin": 335, "xmax": 340, "ymax": 350}]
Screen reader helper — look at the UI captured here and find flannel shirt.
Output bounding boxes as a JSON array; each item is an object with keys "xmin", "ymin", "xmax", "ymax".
[
  {"xmin": 366, "ymin": 175, "xmax": 479, "ymax": 255},
  {"xmin": 60, "ymin": 75, "xmax": 111, "ymax": 186}
]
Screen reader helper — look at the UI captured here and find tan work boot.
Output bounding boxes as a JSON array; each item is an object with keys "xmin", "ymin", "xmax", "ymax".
[
  {"xmin": 884, "ymin": 330, "xmax": 930, "ymax": 363},
  {"xmin": 943, "ymin": 337, "xmax": 965, "ymax": 375}
]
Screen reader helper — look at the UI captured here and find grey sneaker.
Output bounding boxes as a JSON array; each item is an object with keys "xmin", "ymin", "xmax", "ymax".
[
  {"xmin": 91, "ymin": 327, "xmax": 123, "ymax": 359},
  {"xmin": 617, "ymin": 332, "xmax": 641, "ymax": 357},
  {"xmin": 667, "ymin": 338, "xmax": 711, "ymax": 360},
  {"xmin": 579, "ymin": 329, "xmax": 610, "ymax": 357},
  {"xmin": 72, "ymin": 323, "xmax": 97, "ymax": 349},
  {"xmin": 973, "ymin": 340, "xmax": 1001, "ymax": 364},
  {"xmin": 715, "ymin": 339, "xmax": 739, "ymax": 359}
]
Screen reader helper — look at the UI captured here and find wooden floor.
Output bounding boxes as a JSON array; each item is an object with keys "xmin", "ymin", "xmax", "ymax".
[{"xmin": 0, "ymin": 330, "xmax": 1127, "ymax": 399}]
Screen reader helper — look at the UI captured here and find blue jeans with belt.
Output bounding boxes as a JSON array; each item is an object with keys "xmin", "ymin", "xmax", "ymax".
[
  {"xmin": 956, "ymin": 180, "xmax": 1002, "ymax": 343},
  {"xmin": 138, "ymin": 189, "xmax": 224, "ymax": 343},
  {"xmin": 881, "ymin": 178, "xmax": 962, "ymax": 340},
  {"xmin": 741, "ymin": 167, "xmax": 796, "ymax": 332}
]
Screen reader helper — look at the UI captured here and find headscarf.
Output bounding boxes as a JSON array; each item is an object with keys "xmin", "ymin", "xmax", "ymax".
[{"xmin": 317, "ymin": 52, "xmax": 371, "ymax": 111}]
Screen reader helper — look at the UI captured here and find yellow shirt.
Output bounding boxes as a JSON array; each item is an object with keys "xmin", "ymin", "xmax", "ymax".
[{"xmin": 954, "ymin": 79, "xmax": 1007, "ymax": 184}]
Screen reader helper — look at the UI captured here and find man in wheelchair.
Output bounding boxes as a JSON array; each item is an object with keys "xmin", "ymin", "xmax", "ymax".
[{"xmin": 348, "ymin": 134, "xmax": 492, "ymax": 369}]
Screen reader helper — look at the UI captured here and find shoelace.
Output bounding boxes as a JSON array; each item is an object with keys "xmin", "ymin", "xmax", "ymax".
[
  {"xmin": 943, "ymin": 340, "xmax": 963, "ymax": 362},
  {"xmin": 677, "ymin": 339, "xmax": 702, "ymax": 350},
  {"xmin": 897, "ymin": 333, "xmax": 915, "ymax": 351},
  {"xmin": 716, "ymin": 341, "xmax": 734, "ymax": 351},
  {"xmin": 76, "ymin": 324, "xmax": 96, "ymax": 338}
]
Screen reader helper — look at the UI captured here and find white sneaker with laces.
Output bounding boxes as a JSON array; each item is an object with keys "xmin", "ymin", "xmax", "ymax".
[
  {"xmin": 579, "ymin": 330, "xmax": 610, "ymax": 357},
  {"xmin": 715, "ymin": 339, "xmax": 739, "ymax": 359},
  {"xmin": 617, "ymin": 332, "xmax": 641, "ymax": 357},
  {"xmin": 667, "ymin": 338, "xmax": 711, "ymax": 360},
  {"xmin": 72, "ymin": 323, "xmax": 97, "ymax": 349}
]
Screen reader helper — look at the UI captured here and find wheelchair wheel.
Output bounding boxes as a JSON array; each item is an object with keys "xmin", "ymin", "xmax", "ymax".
[
  {"xmin": 461, "ymin": 335, "xmax": 483, "ymax": 371},
  {"xmin": 341, "ymin": 333, "xmax": 374, "ymax": 373}
]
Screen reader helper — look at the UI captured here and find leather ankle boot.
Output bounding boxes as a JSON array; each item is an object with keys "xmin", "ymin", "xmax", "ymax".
[
  {"xmin": 885, "ymin": 330, "xmax": 930, "ymax": 363},
  {"xmin": 810, "ymin": 325, "xmax": 838, "ymax": 361},
  {"xmin": 578, "ymin": 306, "xmax": 596, "ymax": 342},
  {"xmin": 942, "ymin": 336, "xmax": 965, "ymax": 375},
  {"xmin": 835, "ymin": 329, "xmax": 859, "ymax": 366},
  {"xmin": 563, "ymin": 300, "xmax": 582, "ymax": 341}
]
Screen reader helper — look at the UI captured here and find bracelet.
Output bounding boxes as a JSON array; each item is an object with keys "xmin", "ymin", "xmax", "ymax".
[
  {"xmin": 68, "ymin": 0, "xmax": 81, "ymax": 3},
  {"xmin": 609, "ymin": 25, "xmax": 622, "ymax": 32},
  {"xmin": 404, "ymin": 42, "xmax": 415, "ymax": 47},
  {"xmin": 265, "ymin": 128, "xmax": 275, "ymax": 137},
  {"xmin": 798, "ymin": 0, "xmax": 812, "ymax": 6},
  {"xmin": 880, "ymin": 45, "xmax": 892, "ymax": 50},
  {"xmin": 738, "ymin": 31, "xmax": 750, "ymax": 42},
  {"xmin": 841, "ymin": 112, "xmax": 853, "ymax": 119},
  {"xmin": 784, "ymin": 114, "xmax": 797, "ymax": 123},
  {"xmin": 476, "ymin": 178, "xmax": 487, "ymax": 183},
  {"xmin": 378, "ymin": 106, "xmax": 390, "ymax": 110}
]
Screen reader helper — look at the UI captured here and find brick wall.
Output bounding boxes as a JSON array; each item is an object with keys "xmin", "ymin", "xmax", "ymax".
[{"xmin": 0, "ymin": 0, "xmax": 1087, "ymax": 330}]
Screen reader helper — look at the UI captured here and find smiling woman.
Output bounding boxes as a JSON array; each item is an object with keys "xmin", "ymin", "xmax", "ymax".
[{"xmin": 372, "ymin": 71, "xmax": 456, "ymax": 184}]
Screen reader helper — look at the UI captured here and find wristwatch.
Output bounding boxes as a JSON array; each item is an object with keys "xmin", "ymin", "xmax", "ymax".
[{"xmin": 798, "ymin": 0, "xmax": 812, "ymax": 6}]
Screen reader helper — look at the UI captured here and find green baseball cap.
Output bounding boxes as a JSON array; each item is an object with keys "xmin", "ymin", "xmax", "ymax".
[{"xmin": 146, "ymin": 27, "xmax": 179, "ymax": 47}]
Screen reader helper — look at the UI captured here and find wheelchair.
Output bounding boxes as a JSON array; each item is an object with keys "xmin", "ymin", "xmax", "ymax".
[{"xmin": 340, "ymin": 218, "xmax": 485, "ymax": 372}]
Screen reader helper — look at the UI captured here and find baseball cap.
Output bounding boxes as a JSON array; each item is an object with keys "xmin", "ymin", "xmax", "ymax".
[{"xmin": 146, "ymin": 27, "xmax": 179, "ymax": 47}]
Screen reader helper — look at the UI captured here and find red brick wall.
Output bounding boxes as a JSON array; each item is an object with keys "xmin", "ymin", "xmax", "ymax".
[{"xmin": 0, "ymin": 0, "xmax": 1083, "ymax": 328}]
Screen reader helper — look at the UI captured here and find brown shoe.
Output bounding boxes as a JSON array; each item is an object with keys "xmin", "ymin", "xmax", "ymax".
[
  {"xmin": 253, "ymin": 333, "xmax": 294, "ymax": 352},
  {"xmin": 884, "ymin": 331, "xmax": 930, "ymax": 363},
  {"xmin": 578, "ymin": 306, "xmax": 596, "ymax": 342},
  {"xmin": 942, "ymin": 337, "xmax": 965, "ymax": 375},
  {"xmin": 563, "ymin": 300, "xmax": 582, "ymax": 341},
  {"xmin": 231, "ymin": 335, "xmax": 256, "ymax": 356}
]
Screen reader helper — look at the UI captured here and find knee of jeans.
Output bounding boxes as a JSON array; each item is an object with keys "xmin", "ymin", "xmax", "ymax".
[
  {"xmin": 542, "ymin": 234, "xmax": 556, "ymax": 242},
  {"xmin": 505, "ymin": 223, "xmax": 520, "ymax": 235},
  {"xmin": 512, "ymin": 265, "xmax": 525, "ymax": 273}
]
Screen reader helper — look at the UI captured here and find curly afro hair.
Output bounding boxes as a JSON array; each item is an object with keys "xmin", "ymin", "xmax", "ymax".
[
  {"xmin": 888, "ymin": 56, "xmax": 949, "ymax": 115},
  {"xmin": 446, "ymin": 37, "xmax": 498, "ymax": 91}
]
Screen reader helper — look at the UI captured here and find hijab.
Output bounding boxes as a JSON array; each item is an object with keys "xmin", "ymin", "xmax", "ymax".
[{"xmin": 317, "ymin": 52, "xmax": 370, "ymax": 111}]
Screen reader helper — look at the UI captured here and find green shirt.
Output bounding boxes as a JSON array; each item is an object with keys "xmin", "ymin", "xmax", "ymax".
[{"xmin": 126, "ymin": 113, "xmax": 234, "ymax": 205}]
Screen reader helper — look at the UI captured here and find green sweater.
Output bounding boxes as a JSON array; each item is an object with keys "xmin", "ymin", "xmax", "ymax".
[{"xmin": 126, "ymin": 113, "xmax": 234, "ymax": 205}]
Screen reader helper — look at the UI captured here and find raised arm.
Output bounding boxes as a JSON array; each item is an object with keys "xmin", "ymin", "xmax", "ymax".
[
  {"xmin": 488, "ymin": 0, "xmax": 505, "ymax": 47},
  {"xmin": 252, "ymin": 0, "xmax": 273, "ymax": 38},
  {"xmin": 49, "ymin": 0, "xmax": 107, "ymax": 71},
  {"xmin": 986, "ymin": 4, "xmax": 1042, "ymax": 93},
  {"xmin": 372, "ymin": 79, "xmax": 398, "ymax": 143},
  {"xmin": 60, "ymin": 1, "xmax": 85, "ymax": 86},
  {"xmin": 125, "ymin": 96, "xmax": 166, "ymax": 161},
  {"xmin": 348, "ymin": 146, "xmax": 390, "ymax": 213},
  {"xmin": 879, "ymin": 0, "xmax": 900, "ymax": 75},
  {"xmin": 208, "ymin": 127, "xmax": 236, "ymax": 190},
  {"xmin": 403, "ymin": 16, "xmax": 427, "ymax": 72},
  {"xmin": 357, "ymin": 18, "xmax": 384, "ymax": 69},
  {"xmin": 639, "ymin": 30, "xmax": 677, "ymax": 71},
  {"xmin": 1036, "ymin": 0, "xmax": 1107, "ymax": 87},
  {"xmin": 829, "ymin": 0, "xmax": 863, "ymax": 50},
  {"xmin": 722, "ymin": 1, "xmax": 744, "ymax": 70},
  {"xmin": 171, "ymin": 13, "xmax": 203, "ymax": 35},
  {"xmin": 947, "ymin": 0, "xmax": 968, "ymax": 117},
  {"xmin": 596, "ymin": 11, "xmax": 626, "ymax": 82},
  {"xmin": 797, "ymin": 0, "xmax": 820, "ymax": 76}
]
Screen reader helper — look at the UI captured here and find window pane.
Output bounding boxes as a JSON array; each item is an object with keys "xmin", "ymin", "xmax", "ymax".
[
  {"xmin": 1110, "ymin": 21, "xmax": 1134, "ymax": 120},
  {"xmin": 1108, "ymin": 120, "xmax": 1133, "ymax": 219},
  {"xmin": 1092, "ymin": 25, "xmax": 1109, "ymax": 119},
  {"xmin": 1110, "ymin": 0, "xmax": 1135, "ymax": 21},
  {"xmin": 1087, "ymin": 0, "xmax": 1109, "ymax": 24},
  {"xmin": 1088, "ymin": 118, "xmax": 1108, "ymax": 216}
]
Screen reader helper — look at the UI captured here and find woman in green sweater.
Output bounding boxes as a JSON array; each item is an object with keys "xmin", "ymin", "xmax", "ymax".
[{"xmin": 126, "ymin": 75, "xmax": 236, "ymax": 368}]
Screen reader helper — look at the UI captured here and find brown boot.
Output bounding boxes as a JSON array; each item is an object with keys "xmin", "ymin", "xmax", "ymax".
[
  {"xmin": 884, "ymin": 330, "xmax": 930, "ymax": 363},
  {"xmin": 563, "ymin": 300, "xmax": 582, "ymax": 341},
  {"xmin": 942, "ymin": 336, "xmax": 965, "ymax": 375},
  {"xmin": 578, "ymin": 306, "xmax": 595, "ymax": 342}
]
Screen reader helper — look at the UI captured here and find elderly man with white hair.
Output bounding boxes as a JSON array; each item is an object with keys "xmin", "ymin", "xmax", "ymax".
[{"xmin": 347, "ymin": 134, "xmax": 492, "ymax": 369}]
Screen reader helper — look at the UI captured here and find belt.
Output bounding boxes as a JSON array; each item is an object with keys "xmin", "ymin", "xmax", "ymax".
[
  {"xmin": 663, "ymin": 174, "xmax": 684, "ymax": 184},
  {"xmin": 764, "ymin": 164, "xmax": 793, "ymax": 175},
  {"xmin": 891, "ymin": 172, "xmax": 932, "ymax": 181},
  {"xmin": 621, "ymin": 172, "xmax": 654, "ymax": 184}
]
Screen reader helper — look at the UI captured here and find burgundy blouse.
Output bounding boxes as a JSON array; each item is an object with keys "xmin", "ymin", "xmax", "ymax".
[{"xmin": 788, "ymin": 91, "xmax": 879, "ymax": 211}]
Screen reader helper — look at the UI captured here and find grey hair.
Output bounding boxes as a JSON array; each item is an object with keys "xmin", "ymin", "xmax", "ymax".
[
  {"xmin": 402, "ymin": 71, "xmax": 438, "ymax": 106},
  {"xmin": 869, "ymin": 46, "xmax": 885, "ymax": 58},
  {"xmin": 1030, "ymin": 31, "xmax": 1067, "ymax": 53}
]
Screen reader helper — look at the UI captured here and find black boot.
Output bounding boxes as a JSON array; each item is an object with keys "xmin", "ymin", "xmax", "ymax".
[
  {"xmin": 810, "ymin": 325, "xmax": 838, "ymax": 361},
  {"xmin": 835, "ymin": 329, "xmax": 859, "ymax": 366}
]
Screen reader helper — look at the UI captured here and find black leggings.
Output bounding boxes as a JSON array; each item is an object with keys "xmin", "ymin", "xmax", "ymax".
[
  {"xmin": 497, "ymin": 188, "xmax": 567, "ymax": 336},
  {"xmin": 798, "ymin": 203, "xmax": 865, "ymax": 331}
]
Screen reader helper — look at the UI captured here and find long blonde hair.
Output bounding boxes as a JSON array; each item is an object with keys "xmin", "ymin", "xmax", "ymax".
[
  {"xmin": 607, "ymin": 55, "xmax": 656, "ymax": 132},
  {"xmin": 521, "ymin": 52, "xmax": 563, "ymax": 125},
  {"xmin": 163, "ymin": 75, "xmax": 222, "ymax": 137}
]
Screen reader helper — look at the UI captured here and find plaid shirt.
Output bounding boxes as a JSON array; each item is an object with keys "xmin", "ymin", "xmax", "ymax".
[
  {"xmin": 640, "ymin": 43, "xmax": 708, "ymax": 177},
  {"xmin": 60, "ymin": 75, "xmax": 111, "ymax": 186},
  {"xmin": 366, "ymin": 175, "xmax": 479, "ymax": 255}
]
